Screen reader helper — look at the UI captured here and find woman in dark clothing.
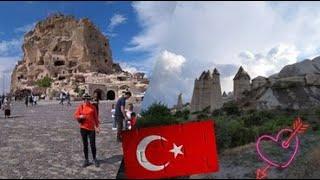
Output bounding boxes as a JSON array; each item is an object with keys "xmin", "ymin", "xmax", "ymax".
[{"xmin": 25, "ymin": 96, "xmax": 29, "ymax": 107}]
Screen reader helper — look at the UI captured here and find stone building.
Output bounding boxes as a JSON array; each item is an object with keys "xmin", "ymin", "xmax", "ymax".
[
  {"xmin": 190, "ymin": 68, "xmax": 222, "ymax": 112},
  {"xmin": 233, "ymin": 66, "xmax": 251, "ymax": 101}
]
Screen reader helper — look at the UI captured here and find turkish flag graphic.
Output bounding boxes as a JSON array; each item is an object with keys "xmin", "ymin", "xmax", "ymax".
[{"xmin": 121, "ymin": 120, "xmax": 219, "ymax": 179}]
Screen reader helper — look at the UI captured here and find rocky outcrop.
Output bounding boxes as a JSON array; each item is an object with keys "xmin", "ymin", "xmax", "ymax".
[
  {"xmin": 233, "ymin": 66, "xmax": 251, "ymax": 101},
  {"xmin": 10, "ymin": 14, "xmax": 149, "ymax": 101},
  {"xmin": 239, "ymin": 56, "xmax": 320, "ymax": 110},
  {"xmin": 10, "ymin": 14, "xmax": 120, "ymax": 92},
  {"xmin": 190, "ymin": 68, "xmax": 222, "ymax": 112}
]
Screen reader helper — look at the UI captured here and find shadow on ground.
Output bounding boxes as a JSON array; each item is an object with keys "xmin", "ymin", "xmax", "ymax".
[{"xmin": 100, "ymin": 155, "xmax": 123, "ymax": 165}]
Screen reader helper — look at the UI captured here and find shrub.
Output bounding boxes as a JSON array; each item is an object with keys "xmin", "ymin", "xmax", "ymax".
[
  {"xmin": 215, "ymin": 119, "xmax": 232, "ymax": 151},
  {"xmin": 36, "ymin": 76, "xmax": 53, "ymax": 88},
  {"xmin": 174, "ymin": 109, "xmax": 190, "ymax": 121},
  {"xmin": 77, "ymin": 89, "xmax": 85, "ymax": 97},
  {"xmin": 242, "ymin": 110, "xmax": 275, "ymax": 127},
  {"xmin": 137, "ymin": 102, "xmax": 180, "ymax": 128},
  {"xmin": 222, "ymin": 101, "xmax": 241, "ymax": 116}
]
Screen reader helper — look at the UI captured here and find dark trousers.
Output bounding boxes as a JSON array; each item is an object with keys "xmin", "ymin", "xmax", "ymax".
[
  {"xmin": 115, "ymin": 116, "xmax": 124, "ymax": 142},
  {"xmin": 80, "ymin": 128, "xmax": 96, "ymax": 161}
]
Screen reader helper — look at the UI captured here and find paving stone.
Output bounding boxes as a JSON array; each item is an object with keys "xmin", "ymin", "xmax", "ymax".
[{"xmin": 0, "ymin": 100, "xmax": 135, "ymax": 179}]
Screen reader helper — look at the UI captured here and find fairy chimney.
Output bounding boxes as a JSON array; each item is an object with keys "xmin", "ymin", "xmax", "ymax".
[
  {"xmin": 190, "ymin": 68, "xmax": 222, "ymax": 112},
  {"xmin": 233, "ymin": 66, "xmax": 251, "ymax": 101}
]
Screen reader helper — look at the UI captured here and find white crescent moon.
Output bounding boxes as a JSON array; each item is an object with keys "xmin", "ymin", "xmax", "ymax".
[{"xmin": 136, "ymin": 135, "xmax": 170, "ymax": 171}]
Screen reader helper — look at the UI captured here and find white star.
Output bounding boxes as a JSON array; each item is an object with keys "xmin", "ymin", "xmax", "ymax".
[{"xmin": 169, "ymin": 143, "xmax": 184, "ymax": 158}]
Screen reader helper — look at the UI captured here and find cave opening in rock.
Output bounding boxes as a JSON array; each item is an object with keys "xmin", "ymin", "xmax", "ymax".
[
  {"xmin": 54, "ymin": 60, "xmax": 65, "ymax": 66},
  {"xmin": 107, "ymin": 90, "xmax": 116, "ymax": 100},
  {"xmin": 68, "ymin": 61, "xmax": 77, "ymax": 68},
  {"xmin": 93, "ymin": 89, "xmax": 105, "ymax": 100},
  {"xmin": 58, "ymin": 76, "xmax": 66, "ymax": 80}
]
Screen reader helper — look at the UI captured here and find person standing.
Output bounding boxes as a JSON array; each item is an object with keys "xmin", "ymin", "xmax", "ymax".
[
  {"xmin": 25, "ymin": 95, "xmax": 29, "ymax": 107},
  {"xmin": 128, "ymin": 112, "xmax": 137, "ymax": 130},
  {"xmin": 125, "ymin": 104, "xmax": 134, "ymax": 130},
  {"xmin": 2, "ymin": 98, "xmax": 11, "ymax": 118},
  {"xmin": 111, "ymin": 104, "xmax": 116, "ymax": 130},
  {"xmin": 115, "ymin": 91, "xmax": 132, "ymax": 142},
  {"xmin": 74, "ymin": 93, "xmax": 100, "ymax": 168},
  {"xmin": 29, "ymin": 94, "xmax": 34, "ymax": 106},
  {"xmin": 33, "ymin": 95, "xmax": 38, "ymax": 106},
  {"xmin": 59, "ymin": 92, "xmax": 64, "ymax": 105},
  {"xmin": 66, "ymin": 92, "xmax": 72, "ymax": 106}
]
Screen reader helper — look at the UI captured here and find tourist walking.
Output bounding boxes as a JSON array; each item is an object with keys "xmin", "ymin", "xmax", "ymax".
[
  {"xmin": 59, "ymin": 92, "xmax": 64, "ymax": 105},
  {"xmin": 66, "ymin": 92, "xmax": 71, "ymax": 106},
  {"xmin": 111, "ymin": 104, "xmax": 116, "ymax": 130},
  {"xmin": 74, "ymin": 93, "xmax": 100, "ymax": 168},
  {"xmin": 25, "ymin": 95, "xmax": 29, "ymax": 107},
  {"xmin": 115, "ymin": 91, "xmax": 131, "ymax": 142},
  {"xmin": 29, "ymin": 94, "xmax": 34, "ymax": 106},
  {"xmin": 33, "ymin": 95, "xmax": 38, "ymax": 105},
  {"xmin": 2, "ymin": 98, "xmax": 11, "ymax": 118}
]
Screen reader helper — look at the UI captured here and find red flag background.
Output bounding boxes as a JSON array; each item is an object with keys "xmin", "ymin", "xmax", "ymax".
[{"xmin": 121, "ymin": 120, "xmax": 219, "ymax": 179}]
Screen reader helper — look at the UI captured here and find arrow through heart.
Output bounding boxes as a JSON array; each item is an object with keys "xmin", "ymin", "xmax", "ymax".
[{"xmin": 255, "ymin": 117, "xmax": 309, "ymax": 179}]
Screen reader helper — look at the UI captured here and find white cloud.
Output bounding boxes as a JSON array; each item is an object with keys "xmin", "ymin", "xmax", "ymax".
[
  {"xmin": 103, "ymin": 32, "xmax": 117, "ymax": 38},
  {"xmin": 0, "ymin": 38, "xmax": 22, "ymax": 56},
  {"xmin": 14, "ymin": 22, "xmax": 36, "ymax": 34},
  {"xmin": 118, "ymin": 60, "xmax": 151, "ymax": 75},
  {"xmin": 0, "ymin": 37, "xmax": 23, "ymax": 94},
  {"xmin": 108, "ymin": 14, "xmax": 127, "ymax": 31},
  {"xmin": 132, "ymin": 2, "xmax": 320, "ymax": 108},
  {"xmin": 119, "ymin": 62, "xmax": 139, "ymax": 74},
  {"xmin": 142, "ymin": 50, "xmax": 189, "ymax": 108},
  {"xmin": 0, "ymin": 56, "xmax": 21, "ymax": 94},
  {"xmin": 239, "ymin": 43, "xmax": 299, "ymax": 79}
]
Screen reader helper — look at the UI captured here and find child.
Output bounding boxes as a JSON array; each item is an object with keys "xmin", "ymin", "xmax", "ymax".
[
  {"xmin": 111, "ymin": 104, "xmax": 116, "ymax": 130},
  {"xmin": 125, "ymin": 104, "xmax": 134, "ymax": 130},
  {"xmin": 127, "ymin": 112, "xmax": 137, "ymax": 130}
]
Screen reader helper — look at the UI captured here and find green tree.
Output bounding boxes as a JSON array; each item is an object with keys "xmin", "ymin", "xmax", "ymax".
[
  {"xmin": 36, "ymin": 76, "xmax": 53, "ymax": 88},
  {"xmin": 137, "ymin": 102, "xmax": 180, "ymax": 128}
]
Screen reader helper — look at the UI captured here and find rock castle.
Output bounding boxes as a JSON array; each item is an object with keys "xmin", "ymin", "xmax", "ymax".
[{"xmin": 10, "ymin": 14, "xmax": 149, "ymax": 102}]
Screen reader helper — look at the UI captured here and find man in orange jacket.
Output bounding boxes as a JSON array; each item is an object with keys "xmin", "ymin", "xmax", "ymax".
[{"xmin": 74, "ymin": 93, "xmax": 100, "ymax": 168}]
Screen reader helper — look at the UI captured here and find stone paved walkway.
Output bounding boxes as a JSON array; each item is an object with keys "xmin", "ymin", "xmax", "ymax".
[{"xmin": 0, "ymin": 100, "xmax": 132, "ymax": 179}]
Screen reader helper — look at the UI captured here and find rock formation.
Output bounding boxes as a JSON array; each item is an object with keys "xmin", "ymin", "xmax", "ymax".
[
  {"xmin": 190, "ymin": 68, "xmax": 222, "ymax": 112},
  {"xmin": 11, "ymin": 14, "xmax": 149, "ymax": 101},
  {"xmin": 191, "ymin": 56, "xmax": 320, "ymax": 111},
  {"xmin": 176, "ymin": 93, "xmax": 183, "ymax": 111},
  {"xmin": 238, "ymin": 56, "xmax": 320, "ymax": 110},
  {"xmin": 233, "ymin": 66, "xmax": 251, "ymax": 101}
]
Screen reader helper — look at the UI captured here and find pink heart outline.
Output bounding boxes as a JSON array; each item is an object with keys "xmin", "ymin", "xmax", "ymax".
[{"xmin": 256, "ymin": 128, "xmax": 300, "ymax": 169}]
